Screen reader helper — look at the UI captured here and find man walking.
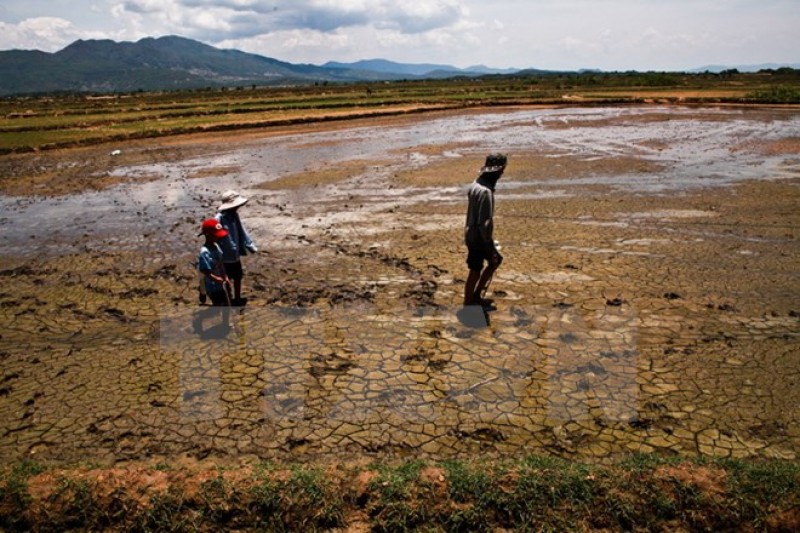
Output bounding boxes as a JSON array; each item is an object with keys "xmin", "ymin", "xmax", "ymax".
[{"xmin": 464, "ymin": 153, "xmax": 507, "ymax": 307}]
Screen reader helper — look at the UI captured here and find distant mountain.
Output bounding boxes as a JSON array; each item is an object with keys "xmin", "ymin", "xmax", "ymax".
[
  {"xmin": 688, "ymin": 63, "xmax": 800, "ymax": 73},
  {"xmin": 323, "ymin": 58, "xmax": 457, "ymax": 76},
  {"xmin": 0, "ymin": 36, "xmax": 407, "ymax": 96},
  {"xmin": 321, "ymin": 58, "xmax": 519, "ymax": 78},
  {"xmin": 2, "ymin": 36, "xmax": 797, "ymax": 96},
  {"xmin": 513, "ymin": 67, "xmax": 568, "ymax": 76},
  {"xmin": 465, "ymin": 64, "xmax": 521, "ymax": 75}
]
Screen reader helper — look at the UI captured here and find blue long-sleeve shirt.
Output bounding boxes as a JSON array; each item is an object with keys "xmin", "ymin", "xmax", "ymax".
[{"xmin": 216, "ymin": 210, "xmax": 256, "ymax": 263}]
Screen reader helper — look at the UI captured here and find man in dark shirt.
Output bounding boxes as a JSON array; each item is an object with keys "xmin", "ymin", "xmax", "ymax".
[{"xmin": 464, "ymin": 153, "xmax": 507, "ymax": 307}]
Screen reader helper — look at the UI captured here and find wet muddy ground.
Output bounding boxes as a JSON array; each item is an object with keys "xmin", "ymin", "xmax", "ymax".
[{"xmin": 1, "ymin": 105, "xmax": 799, "ymax": 466}]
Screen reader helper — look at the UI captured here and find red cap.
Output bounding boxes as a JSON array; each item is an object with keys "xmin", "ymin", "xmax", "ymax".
[{"xmin": 199, "ymin": 218, "xmax": 228, "ymax": 239}]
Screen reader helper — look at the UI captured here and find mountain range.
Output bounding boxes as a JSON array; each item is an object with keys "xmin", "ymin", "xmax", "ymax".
[
  {"xmin": 0, "ymin": 35, "xmax": 525, "ymax": 96},
  {"xmin": 0, "ymin": 35, "xmax": 797, "ymax": 96},
  {"xmin": 321, "ymin": 58, "xmax": 519, "ymax": 78}
]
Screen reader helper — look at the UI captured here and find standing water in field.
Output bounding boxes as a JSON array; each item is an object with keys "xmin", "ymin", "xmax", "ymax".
[{"xmin": 2, "ymin": 106, "xmax": 799, "ymax": 256}]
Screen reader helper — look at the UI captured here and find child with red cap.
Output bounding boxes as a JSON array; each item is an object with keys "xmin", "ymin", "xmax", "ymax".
[
  {"xmin": 194, "ymin": 218, "xmax": 232, "ymax": 335},
  {"xmin": 197, "ymin": 218, "xmax": 231, "ymax": 307}
]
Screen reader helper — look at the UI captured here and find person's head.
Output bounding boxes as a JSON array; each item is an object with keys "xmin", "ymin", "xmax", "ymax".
[
  {"xmin": 479, "ymin": 153, "xmax": 507, "ymax": 189},
  {"xmin": 218, "ymin": 190, "xmax": 249, "ymax": 212},
  {"xmin": 481, "ymin": 153, "xmax": 507, "ymax": 174},
  {"xmin": 199, "ymin": 218, "xmax": 228, "ymax": 242}
]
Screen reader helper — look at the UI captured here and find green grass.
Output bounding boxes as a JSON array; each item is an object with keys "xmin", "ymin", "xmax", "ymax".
[
  {"xmin": 0, "ymin": 460, "xmax": 47, "ymax": 530},
  {"xmin": 1, "ymin": 455, "xmax": 798, "ymax": 531},
  {"xmin": 135, "ymin": 487, "xmax": 197, "ymax": 532},
  {"xmin": 368, "ymin": 460, "xmax": 431, "ymax": 532},
  {"xmin": 717, "ymin": 458, "xmax": 800, "ymax": 529},
  {"xmin": 249, "ymin": 464, "xmax": 345, "ymax": 531},
  {"xmin": 746, "ymin": 85, "xmax": 800, "ymax": 103}
]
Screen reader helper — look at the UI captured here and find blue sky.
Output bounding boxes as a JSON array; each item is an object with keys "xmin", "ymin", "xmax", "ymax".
[{"xmin": 0, "ymin": 1, "xmax": 798, "ymax": 71}]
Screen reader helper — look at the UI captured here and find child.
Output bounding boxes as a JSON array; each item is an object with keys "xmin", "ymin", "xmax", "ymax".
[
  {"xmin": 216, "ymin": 190, "xmax": 258, "ymax": 305},
  {"xmin": 194, "ymin": 218, "xmax": 231, "ymax": 334}
]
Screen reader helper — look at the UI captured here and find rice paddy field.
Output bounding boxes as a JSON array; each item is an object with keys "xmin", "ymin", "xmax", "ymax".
[
  {"xmin": 1, "ymin": 74, "xmax": 800, "ymax": 530},
  {"xmin": 2, "ymin": 69, "xmax": 799, "ymax": 154}
]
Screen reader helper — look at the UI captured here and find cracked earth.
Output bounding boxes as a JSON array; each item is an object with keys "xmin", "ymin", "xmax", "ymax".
[{"xmin": 1, "ymin": 105, "xmax": 799, "ymax": 465}]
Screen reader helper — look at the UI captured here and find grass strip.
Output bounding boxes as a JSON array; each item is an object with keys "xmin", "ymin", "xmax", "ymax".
[{"xmin": 2, "ymin": 454, "xmax": 798, "ymax": 531}]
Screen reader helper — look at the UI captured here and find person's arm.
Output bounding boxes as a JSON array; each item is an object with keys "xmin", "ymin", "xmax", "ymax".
[
  {"xmin": 241, "ymin": 221, "xmax": 257, "ymax": 253},
  {"xmin": 203, "ymin": 269, "xmax": 228, "ymax": 284},
  {"xmin": 476, "ymin": 191, "xmax": 496, "ymax": 255},
  {"xmin": 199, "ymin": 250, "xmax": 229, "ymax": 284}
]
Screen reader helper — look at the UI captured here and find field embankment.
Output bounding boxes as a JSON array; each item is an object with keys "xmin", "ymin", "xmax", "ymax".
[{"xmin": 1, "ymin": 455, "xmax": 799, "ymax": 531}]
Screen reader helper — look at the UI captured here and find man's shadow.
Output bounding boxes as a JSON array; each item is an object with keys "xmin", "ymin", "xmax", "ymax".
[{"xmin": 456, "ymin": 302, "xmax": 494, "ymax": 329}]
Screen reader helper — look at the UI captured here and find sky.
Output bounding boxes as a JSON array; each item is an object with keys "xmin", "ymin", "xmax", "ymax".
[{"xmin": 0, "ymin": 1, "xmax": 798, "ymax": 71}]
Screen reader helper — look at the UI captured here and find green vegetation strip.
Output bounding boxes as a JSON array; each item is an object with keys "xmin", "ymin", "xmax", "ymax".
[{"xmin": 1, "ymin": 455, "xmax": 798, "ymax": 531}]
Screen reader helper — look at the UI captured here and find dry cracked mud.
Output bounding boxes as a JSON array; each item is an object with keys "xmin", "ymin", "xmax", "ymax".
[{"xmin": 1, "ymin": 105, "xmax": 798, "ymax": 466}]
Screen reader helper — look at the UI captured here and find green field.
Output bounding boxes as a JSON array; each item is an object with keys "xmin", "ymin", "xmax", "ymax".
[{"xmin": 2, "ymin": 70, "xmax": 799, "ymax": 153}]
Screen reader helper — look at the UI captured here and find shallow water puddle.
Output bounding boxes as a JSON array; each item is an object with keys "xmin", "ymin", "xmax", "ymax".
[{"xmin": 3, "ymin": 106, "xmax": 799, "ymax": 257}]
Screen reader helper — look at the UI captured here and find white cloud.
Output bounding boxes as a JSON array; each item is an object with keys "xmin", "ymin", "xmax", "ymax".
[
  {"xmin": 122, "ymin": 0, "xmax": 168, "ymax": 15},
  {"xmin": 191, "ymin": 9, "xmax": 231, "ymax": 32},
  {"xmin": 112, "ymin": 0, "xmax": 465, "ymax": 39},
  {"xmin": 0, "ymin": 16, "xmax": 109, "ymax": 51},
  {"xmin": 376, "ymin": 1, "xmax": 463, "ymax": 33},
  {"xmin": 0, "ymin": 0, "xmax": 797, "ymax": 70},
  {"xmin": 111, "ymin": 0, "xmax": 469, "ymax": 63},
  {"xmin": 218, "ymin": 29, "xmax": 354, "ymax": 65}
]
